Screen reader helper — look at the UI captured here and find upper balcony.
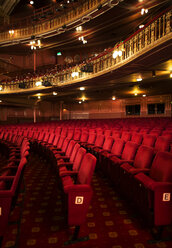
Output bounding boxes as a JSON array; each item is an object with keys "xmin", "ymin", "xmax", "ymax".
[{"xmin": 0, "ymin": 1, "xmax": 171, "ymax": 99}]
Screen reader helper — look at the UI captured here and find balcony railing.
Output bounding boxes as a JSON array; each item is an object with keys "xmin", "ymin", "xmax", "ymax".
[
  {"xmin": 0, "ymin": 0, "xmax": 108, "ymax": 43},
  {"xmin": 0, "ymin": 9, "xmax": 171, "ymax": 93}
]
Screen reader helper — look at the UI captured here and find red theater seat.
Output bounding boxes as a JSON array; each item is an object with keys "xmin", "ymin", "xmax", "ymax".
[
  {"xmin": 134, "ymin": 151, "xmax": 172, "ymax": 228},
  {"xmin": 108, "ymin": 141, "xmax": 138, "ymax": 185},
  {"xmin": 61, "ymin": 153, "xmax": 97, "ymax": 240},
  {"xmin": 142, "ymin": 134, "xmax": 156, "ymax": 147}
]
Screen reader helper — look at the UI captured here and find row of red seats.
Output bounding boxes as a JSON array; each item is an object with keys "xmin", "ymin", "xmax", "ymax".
[
  {"xmin": 84, "ymin": 135, "xmax": 172, "ymax": 239},
  {"xmin": 0, "ymin": 135, "xmax": 30, "ymax": 247},
  {"xmin": 0, "ymin": 118, "xmax": 172, "ymax": 240},
  {"xmin": 28, "ymin": 134, "xmax": 97, "ymax": 242},
  {"xmin": 17, "ymin": 125, "xmax": 171, "ymax": 238}
]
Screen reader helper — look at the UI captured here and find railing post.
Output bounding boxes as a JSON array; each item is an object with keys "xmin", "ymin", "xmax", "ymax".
[
  {"xmin": 151, "ymin": 22, "xmax": 155, "ymax": 43},
  {"xmin": 166, "ymin": 11, "xmax": 171, "ymax": 34}
]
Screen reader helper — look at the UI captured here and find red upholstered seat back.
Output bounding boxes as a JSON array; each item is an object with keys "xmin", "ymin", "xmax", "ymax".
[
  {"xmin": 80, "ymin": 132, "xmax": 89, "ymax": 142},
  {"xmin": 131, "ymin": 133, "xmax": 143, "ymax": 145},
  {"xmin": 121, "ymin": 132, "xmax": 131, "ymax": 142},
  {"xmin": 73, "ymin": 130, "xmax": 81, "ymax": 141},
  {"xmin": 52, "ymin": 134, "xmax": 60, "ymax": 146},
  {"xmin": 111, "ymin": 138, "xmax": 125, "ymax": 157},
  {"xmin": 154, "ymin": 136, "xmax": 170, "ymax": 152},
  {"xmin": 150, "ymin": 151, "xmax": 172, "ymax": 182},
  {"xmin": 65, "ymin": 140, "xmax": 76, "ymax": 157},
  {"xmin": 134, "ymin": 145, "xmax": 154, "ymax": 169},
  {"xmin": 87, "ymin": 132, "xmax": 96, "ymax": 144},
  {"xmin": 102, "ymin": 136, "xmax": 114, "ymax": 151},
  {"xmin": 121, "ymin": 141, "xmax": 138, "ymax": 160},
  {"xmin": 61, "ymin": 138, "xmax": 71, "ymax": 152},
  {"xmin": 142, "ymin": 134, "xmax": 156, "ymax": 147},
  {"xmin": 112, "ymin": 131, "xmax": 121, "ymax": 139},
  {"xmin": 69, "ymin": 143, "xmax": 80, "ymax": 162},
  {"xmin": 72, "ymin": 147, "xmax": 86, "ymax": 171},
  {"xmin": 77, "ymin": 153, "xmax": 97, "ymax": 185},
  {"xmin": 94, "ymin": 134, "xmax": 105, "ymax": 147}
]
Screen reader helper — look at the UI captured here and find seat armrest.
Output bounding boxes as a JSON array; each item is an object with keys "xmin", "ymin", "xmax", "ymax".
[
  {"xmin": 129, "ymin": 168, "xmax": 150, "ymax": 175},
  {"xmin": 118, "ymin": 160, "xmax": 134, "ymax": 165},
  {"xmin": 60, "ymin": 171, "xmax": 78, "ymax": 177},
  {"xmin": 57, "ymin": 162, "xmax": 73, "ymax": 168},
  {"xmin": 64, "ymin": 184, "xmax": 92, "ymax": 193}
]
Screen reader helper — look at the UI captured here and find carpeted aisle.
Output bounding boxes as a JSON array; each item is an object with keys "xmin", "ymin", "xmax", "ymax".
[{"xmin": 2, "ymin": 152, "xmax": 172, "ymax": 248}]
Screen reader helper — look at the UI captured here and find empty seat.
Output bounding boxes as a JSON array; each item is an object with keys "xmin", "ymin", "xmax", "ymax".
[
  {"xmin": 120, "ymin": 145, "xmax": 155, "ymax": 198},
  {"xmin": 59, "ymin": 147, "xmax": 86, "ymax": 177},
  {"xmin": 131, "ymin": 133, "xmax": 143, "ymax": 145},
  {"xmin": 121, "ymin": 131, "xmax": 131, "ymax": 142},
  {"xmin": 112, "ymin": 131, "xmax": 121, "ymax": 140},
  {"xmin": 142, "ymin": 134, "xmax": 156, "ymax": 147},
  {"xmin": 108, "ymin": 141, "xmax": 139, "ymax": 185},
  {"xmin": 154, "ymin": 136, "xmax": 170, "ymax": 153},
  {"xmin": 61, "ymin": 153, "xmax": 97, "ymax": 240},
  {"xmin": 133, "ymin": 152, "xmax": 172, "ymax": 229}
]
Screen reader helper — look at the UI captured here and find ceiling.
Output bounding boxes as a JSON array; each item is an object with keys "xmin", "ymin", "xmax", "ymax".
[{"xmin": 0, "ymin": 0, "xmax": 171, "ymax": 107}]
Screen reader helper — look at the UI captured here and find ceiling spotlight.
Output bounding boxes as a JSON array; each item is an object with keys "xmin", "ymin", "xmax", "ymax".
[
  {"xmin": 139, "ymin": 24, "xmax": 144, "ymax": 29},
  {"xmin": 0, "ymin": 85, "xmax": 3, "ymax": 91},
  {"xmin": 112, "ymin": 96, "xmax": 116, "ymax": 100},
  {"xmin": 0, "ymin": 100, "xmax": 2, "ymax": 103},
  {"xmin": 78, "ymin": 36, "xmax": 84, "ymax": 41},
  {"xmin": 141, "ymin": 8, "xmax": 148, "ymax": 15},
  {"xmin": 170, "ymin": 72, "xmax": 172, "ymax": 78},
  {"xmin": 134, "ymin": 93, "xmax": 138, "ymax": 96},
  {"xmin": 38, "ymin": 95, "xmax": 41, "ymax": 99},
  {"xmin": 136, "ymin": 78, "xmax": 142, "ymax": 82},
  {"xmin": 30, "ymin": 1, "xmax": 34, "ymax": 5},
  {"xmin": 80, "ymin": 87, "xmax": 85, "ymax": 91},
  {"xmin": 53, "ymin": 92, "xmax": 57, "ymax": 95},
  {"xmin": 76, "ymin": 26, "xmax": 82, "ymax": 31},
  {"xmin": 142, "ymin": 94, "xmax": 146, "ymax": 97},
  {"xmin": 83, "ymin": 40, "xmax": 87, "ymax": 44},
  {"xmin": 79, "ymin": 101, "xmax": 82, "ymax": 104}
]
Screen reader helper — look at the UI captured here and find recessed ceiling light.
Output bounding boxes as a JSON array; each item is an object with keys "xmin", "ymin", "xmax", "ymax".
[
  {"xmin": 0, "ymin": 85, "xmax": 3, "ymax": 91},
  {"xmin": 0, "ymin": 100, "xmax": 2, "ymax": 103},
  {"xmin": 136, "ymin": 78, "xmax": 142, "ymax": 82},
  {"xmin": 80, "ymin": 87, "xmax": 85, "ymax": 91},
  {"xmin": 53, "ymin": 92, "xmax": 57, "ymax": 95},
  {"xmin": 112, "ymin": 96, "xmax": 116, "ymax": 100},
  {"xmin": 30, "ymin": 1, "xmax": 34, "ymax": 5},
  {"xmin": 38, "ymin": 96, "xmax": 41, "ymax": 99},
  {"xmin": 79, "ymin": 101, "xmax": 82, "ymax": 104},
  {"xmin": 142, "ymin": 94, "xmax": 146, "ymax": 97},
  {"xmin": 134, "ymin": 93, "xmax": 138, "ymax": 96},
  {"xmin": 170, "ymin": 72, "xmax": 172, "ymax": 78}
]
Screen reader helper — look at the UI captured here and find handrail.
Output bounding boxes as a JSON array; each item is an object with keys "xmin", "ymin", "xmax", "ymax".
[{"xmin": 0, "ymin": 9, "xmax": 171, "ymax": 94}]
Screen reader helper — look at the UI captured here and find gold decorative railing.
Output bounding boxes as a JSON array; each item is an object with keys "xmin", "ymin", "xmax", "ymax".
[
  {"xmin": 0, "ymin": 9, "xmax": 171, "ymax": 93},
  {"xmin": 0, "ymin": 0, "xmax": 108, "ymax": 43}
]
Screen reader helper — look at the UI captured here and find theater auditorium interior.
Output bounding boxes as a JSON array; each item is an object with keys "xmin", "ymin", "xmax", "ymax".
[{"xmin": 0, "ymin": 0, "xmax": 172, "ymax": 247}]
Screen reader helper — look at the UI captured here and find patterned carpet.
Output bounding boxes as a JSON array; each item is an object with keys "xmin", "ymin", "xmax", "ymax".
[{"xmin": 2, "ymin": 152, "xmax": 172, "ymax": 248}]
